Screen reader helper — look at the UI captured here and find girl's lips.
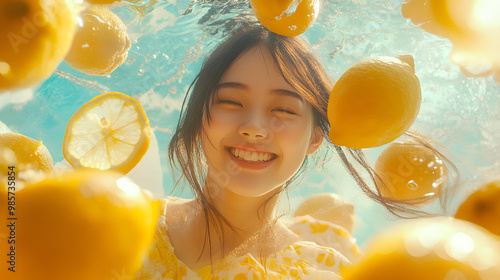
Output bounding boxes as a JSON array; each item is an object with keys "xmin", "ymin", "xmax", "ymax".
[{"xmin": 227, "ymin": 148, "xmax": 277, "ymax": 170}]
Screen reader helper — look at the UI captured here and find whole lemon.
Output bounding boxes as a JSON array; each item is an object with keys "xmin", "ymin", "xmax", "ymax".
[
  {"xmin": 374, "ymin": 140, "xmax": 448, "ymax": 206},
  {"xmin": 64, "ymin": 6, "xmax": 131, "ymax": 76},
  {"xmin": 0, "ymin": 132, "xmax": 53, "ymax": 177},
  {"xmin": 327, "ymin": 55, "xmax": 421, "ymax": 149},
  {"xmin": 455, "ymin": 179, "xmax": 500, "ymax": 236},
  {"xmin": 0, "ymin": 0, "xmax": 79, "ymax": 91},
  {"xmin": 402, "ymin": 0, "xmax": 500, "ymax": 80},
  {"xmin": 341, "ymin": 217, "xmax": 500, "ymax": 280},
  {"xmin": 0, "ymin": 170, "xmax": 159, "ymax": 280},
  {"xmin": 402, "ymin": 0, "xmax": 475, "ymax": 46},
  {"xmin": 249, "ymin": 0, "xmax": 320, "ymax": 37}
]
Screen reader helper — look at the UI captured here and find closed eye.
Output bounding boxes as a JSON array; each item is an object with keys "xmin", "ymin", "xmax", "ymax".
[
  {"xmin": 217, "ymin": 99, "xmax": 242, "ymax": 106},
  {"xmin": 273, "ymin": 108, "xmax": 296, "ymax": 115}
]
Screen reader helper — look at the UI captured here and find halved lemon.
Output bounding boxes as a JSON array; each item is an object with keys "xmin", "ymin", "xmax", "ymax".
[{"xmin": 63, "ymin": 92, "xmax": 151, "ymax": 174}]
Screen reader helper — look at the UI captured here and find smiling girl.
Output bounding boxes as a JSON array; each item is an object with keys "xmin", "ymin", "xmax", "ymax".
[{"xmin": 135, "ymin": 22, "xmax": 451, "ymax": 279}]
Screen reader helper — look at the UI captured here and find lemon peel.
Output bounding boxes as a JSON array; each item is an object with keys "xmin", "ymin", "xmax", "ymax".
[
  {"xmin": 341, "ymin": 217, "xmax": 500, "ymax": 280},
  {"xmin": 0, "ymin": 132, "xmax": 53, "ymax": 176},
  {"xmin": 402, "ymin": 0, "xmax": 500, "ymax": 82},
  {"xmin": 249, "ymin": 0, "xmax": 320, "ymax": 36},
  {"xmin": 0, "ymin": 0, "xmax": 80, "ymax": 91},
  {"xmin": 455, "ymin": 179, "xmax": 500, "ymax": 236},
  {"xmin": 327, "ymin": 55, "xmax": 422, "ymax": 149},
  {"xmin": 0, "ymin": 169, "xmax": 160, "ymax": 280},
  {"xmin": 374, "ymin": 139, "xmax": 448, "ymax": 206},
  {"xmin": 64, "ymin": 5, "xmax": 131, "ymax": 76}
]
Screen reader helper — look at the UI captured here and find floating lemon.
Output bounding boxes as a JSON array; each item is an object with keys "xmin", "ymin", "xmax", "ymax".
[
  {"xmin": 374, "ymin": 140, "xmax": 448, "ymax": 206},
  {"xmin": 402, "ymin": 0, "xmax": 476, "ymax": 44},
  {"xmin": 402, "ymin": 0, "xmax": 500, "ymax": 81},
  {"xmin": 249, "ymin": 0, "xmax": 320, "ymax": 36},
  {"xmin": 0, "ymin": 169, "xmax": 159, "ymax": 280},
  {"xmin": 294, "ymin": 193, "xmax": 355, "ymax": 234},
  {"xmin": 0, "ymin": 132, "xmax": 53, "ymax": 177},
  {"xmin": 63, "ymin": 92, "xmax": 151, "ymax": 174},
  {"xmin": 64, "ymin": 6, "xmax": 131, "ymax": 76},
  {"xmin": 455, "ymin": 179, "xmax": 500, "ymax": 236},
  {"xmin": 0, "ymin": 0, "xmax": 79, "ymax": 90},
  {"xmin": 341, "ymin": 217, "xmax": 500, "ymax": 280},
  {"xmin": 327, "ymin": 55, "xmax": 421, "ymax": 149}
]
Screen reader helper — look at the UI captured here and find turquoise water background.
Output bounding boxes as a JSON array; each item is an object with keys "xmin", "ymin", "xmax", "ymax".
[{"xmin": 1, "ymin": 0, "xmax": 499, "ymax": 246}]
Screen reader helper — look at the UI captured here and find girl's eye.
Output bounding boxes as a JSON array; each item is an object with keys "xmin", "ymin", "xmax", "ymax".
[
  {"xmin": 217, "ymin": 99, "xmax": 242, "ymax": 107},
  {"xmin": 273, "ymin": 108, "xmax": 297, "ymax": 115}
]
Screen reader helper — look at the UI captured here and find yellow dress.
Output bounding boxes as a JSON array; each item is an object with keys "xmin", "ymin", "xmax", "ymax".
[{"xmin": 135, "ymin": 198, "xmax": 361, "ymax": 280}]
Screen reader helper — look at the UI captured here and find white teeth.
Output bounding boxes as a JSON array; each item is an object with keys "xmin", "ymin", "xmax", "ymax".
[
  {"xmin": 230, "ymin": 148, "xmax": 275, "ymax": 162},
  {"xmin": 251, "ymin": 152, "xmax": 258, "ymax": 161},
  {"xmin": 244, "ymin": 151, "xmax": 251, "ymax": 161}
]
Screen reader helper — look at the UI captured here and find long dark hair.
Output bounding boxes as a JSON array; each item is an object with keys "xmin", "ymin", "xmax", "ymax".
[{"xmin": 168, "ymin": 21, "xmax": 458, "ymax": 266}]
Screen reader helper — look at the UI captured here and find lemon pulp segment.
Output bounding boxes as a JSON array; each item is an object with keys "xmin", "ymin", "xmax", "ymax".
[{"xmin": 63, "ymin": 92, "xmax": 150, "ymax": 174}]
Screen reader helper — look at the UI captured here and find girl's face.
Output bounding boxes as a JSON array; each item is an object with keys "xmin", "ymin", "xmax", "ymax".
[{"xmin": 201, "ymin": 45, "xmax": 323, "ymax": 198}]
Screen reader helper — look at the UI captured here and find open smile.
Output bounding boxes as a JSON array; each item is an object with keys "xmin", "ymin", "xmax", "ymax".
[
  {"xmin": 226, "ymin": 147, "xmax": 278, "ymax": 170},
  {"xmin": 228, "ymin": 147, "xmax": 277, "ymax": 162}
]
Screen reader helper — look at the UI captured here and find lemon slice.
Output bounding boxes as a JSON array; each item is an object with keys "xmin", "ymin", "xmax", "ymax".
[{"xmin": 63, "ymin": 92, "xmax": 151, "ymax": 174}]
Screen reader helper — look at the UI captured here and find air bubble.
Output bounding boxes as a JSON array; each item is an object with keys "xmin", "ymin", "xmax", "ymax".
[{"xmin": 407, "ymin": 180, "xmax": 418, "ymax": 190}]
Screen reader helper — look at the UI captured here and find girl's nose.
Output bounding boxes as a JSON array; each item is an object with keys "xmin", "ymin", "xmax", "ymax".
[{"xmin": 238, "ymin": 113, "xmax": 269, "ymax": 141}]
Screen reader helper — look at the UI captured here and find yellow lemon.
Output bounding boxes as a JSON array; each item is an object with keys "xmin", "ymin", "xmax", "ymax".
[
  {"xmin": 455, "ymin": 179, "xmax": 500, "ymax": 236},
  {"xmin": 294, "ymin": 193, "xmax": 355, "ymax": 234},
  {"xmin": 402, "ymin": 0, "xmax": 500, "ymax": 80},
  {"xmin": 63, "ymin": 92, "xmax": 151, "ymax": 174},
  {"xmin": 402, "ymin": 0, "xmax": 476, "ymax": 44},
  {"xmin": 327, "ymin": 55, "xmax": 421, "ymax": 149},
  {"xmin": 374, "ymin": 140, "xmax": 448, "ymax": 206},
  {"xmin": 0, "ymin": 169, "xmax": 160, "ymax": 280},
  {"xmin": 64, "ymin": 5, "xmax": 131, "ymax": 76},
  {"xmin": 249, "ymin": 0, "xmax": 320, "ymax": 36},
  {"xmin": 0, "ymin": 0, "xmax": 79, "ymax": 90},
  {"xmin": 341, "ymin": 217, "xmax": 500, "ymax": 280},
  {"xmin": 0, "ymin": 132, "xmax": 53, "ymax": 176}
]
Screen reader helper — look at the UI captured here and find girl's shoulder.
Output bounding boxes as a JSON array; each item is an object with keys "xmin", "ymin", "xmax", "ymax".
[{"xmin": 160, "ymin": 195, "xmax": 194, "ymax": 220}]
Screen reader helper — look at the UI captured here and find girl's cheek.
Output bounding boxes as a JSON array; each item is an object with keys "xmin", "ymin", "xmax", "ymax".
[
  {"xmin": 210, "ymin": 109, "xmax": 241, "ymax": 127},
  {"xmin": 279, "ymin": 120, "xmax": 313, "ymax": 144},
  {"xmin": 268, "ymin": 116, "xmax": 306, "ymax": 135},
  {"xmin": 268, "ymin": 116, "xmax": 291, "ymax": 134}
]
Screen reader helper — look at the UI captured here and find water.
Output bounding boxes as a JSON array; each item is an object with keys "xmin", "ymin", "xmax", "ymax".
[{"xmin": 1, "ymin": 0, "xmax": 499, "ymax": 246}]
